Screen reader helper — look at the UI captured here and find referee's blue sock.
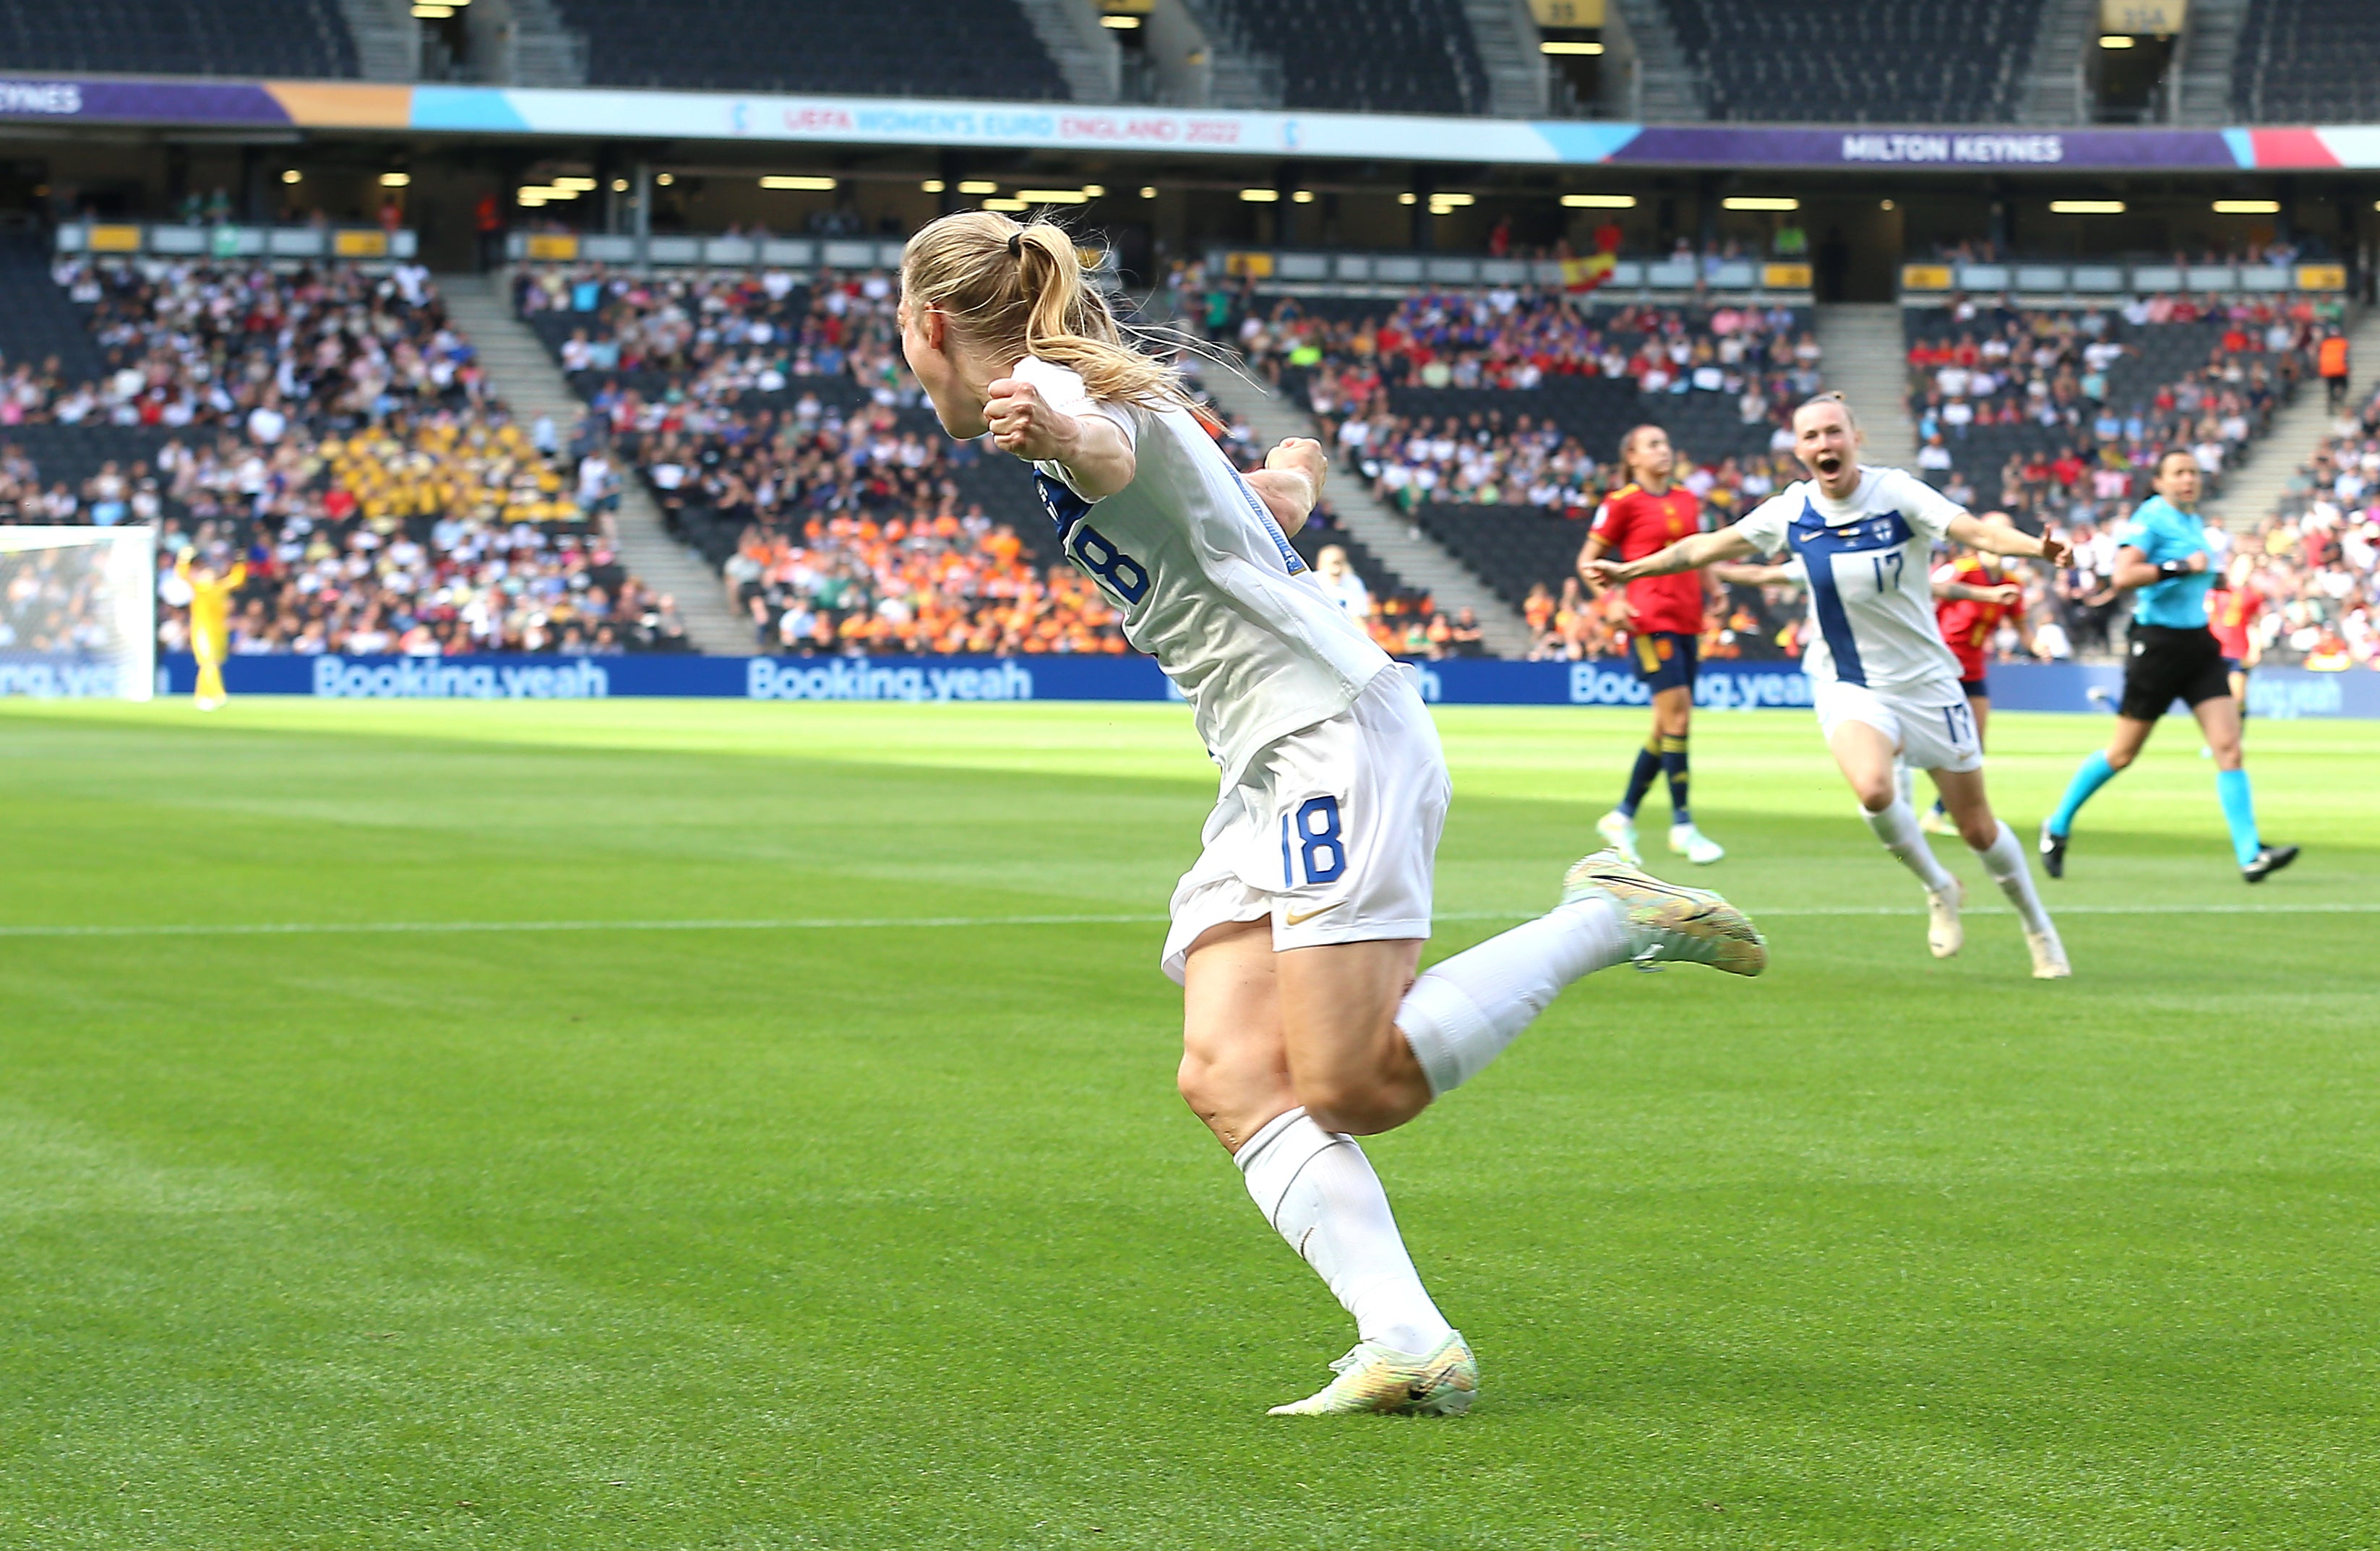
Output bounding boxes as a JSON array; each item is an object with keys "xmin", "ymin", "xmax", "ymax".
[
  {"xmin": 2216, "ymin": 768, "xmax": 2261, "ymax": 867},
  {"xmin": 2047, "ymin": 750, "xmax": 2118, "ymax": 838}
]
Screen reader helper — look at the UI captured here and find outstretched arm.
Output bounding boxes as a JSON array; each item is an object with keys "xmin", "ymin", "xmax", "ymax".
[
  {"xmin": 1245, "ymin": 437, "xmax": 1327, "ymax": 537},
  {"xmin": 1946, "ymin": 512, "xmax": 2071, "ymax": 568},
  {"xmin": 1584, "ymin": 525, "xmax": 1758, "ymax": 583},
  {"xmin": 1931, "ymin": 577, "xmax": 2022, "ymax": 604},
  {"xmin": 984, "ymin": 376, "xmax": 1137, "ymax": 499},
  {"xmin": 1713, "ymin": 560, "xmax": 1801, "ymax": 588}
]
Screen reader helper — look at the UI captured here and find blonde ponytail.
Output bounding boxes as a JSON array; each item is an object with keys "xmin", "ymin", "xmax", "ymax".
[{"xmin": 902, "ymin": 210, "xmax": 1198, "ymax": 411}]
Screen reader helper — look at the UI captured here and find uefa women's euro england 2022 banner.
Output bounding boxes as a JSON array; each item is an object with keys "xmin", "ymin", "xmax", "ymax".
[{"xmin": 131, "ymin": 652, "xmax": 2380, "ymax": 719}]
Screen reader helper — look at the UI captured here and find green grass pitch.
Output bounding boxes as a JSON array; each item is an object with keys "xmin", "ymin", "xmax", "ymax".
[{"xmin": 2, "ymin": 695, "xmax": 2376, "ymax": 1550}]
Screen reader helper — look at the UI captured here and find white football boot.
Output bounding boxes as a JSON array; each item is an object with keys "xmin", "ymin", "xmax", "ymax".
[
  {"xmin": 1925, "ymin": 877, "xmax": 1964, "ymax": 959},
  {"xmin": 1267, "ymin": 1332, "xmax": 1479, "ymax": 1417},
  {"xmin": 1561, "ymin": 848, "xmax": 1767, "ymax": 976},
  {"xmin": 1594, "ymin": 809, "xmax": 1642, "ymax": 866},
  {"xmin": 2026, "ymin": 921, "xmax": 2071, "ymax": 979},
  {"xmin": 1668, "ymin": 822, "xmax": 1725, "ymax": 865}
]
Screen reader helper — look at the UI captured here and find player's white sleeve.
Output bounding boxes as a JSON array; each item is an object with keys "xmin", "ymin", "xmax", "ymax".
[
  {"xmin": 1012, "ymin": 355, "xmax": 1138, "ymax": 499},
  {"xmin": 1731, "ymin": 491, "xmax": 1797, "ymax": 557},
  {"xmin": 1879, "ymin": 467, "xmax": 1965, "ymax": 544}
]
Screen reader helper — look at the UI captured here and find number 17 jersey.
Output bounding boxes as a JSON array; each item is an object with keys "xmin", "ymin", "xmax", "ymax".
[{"xmin": 1732, "ymin": 465, "xmax": 1965, "ymax": 695}]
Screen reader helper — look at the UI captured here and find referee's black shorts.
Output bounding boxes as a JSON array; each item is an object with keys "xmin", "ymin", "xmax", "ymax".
[{"xmin": 2118, "ymin": 624, "xmax": 2234, "ymax": 721}]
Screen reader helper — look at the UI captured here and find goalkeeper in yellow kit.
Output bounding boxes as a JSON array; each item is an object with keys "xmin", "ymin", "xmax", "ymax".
[{"xmin": 177, "ymin": 549, "xmax": 246, "ymax": 710}]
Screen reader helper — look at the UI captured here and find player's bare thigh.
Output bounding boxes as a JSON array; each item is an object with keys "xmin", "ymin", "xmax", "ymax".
[
  {"xmin": 1651, "ymin": 683, "xmax": 1693, "ymax": 737},
  {"xmin": 1826, "ymin": 718, "xmax": 1901, "ymax": 812},
  {"xmin": 1178, "ymin": 923, "xmax": 1429, "ymax": 1148},
  {"xmin": 1927, "ymin": 766, "xmax": 2001, "ymax": 849}
]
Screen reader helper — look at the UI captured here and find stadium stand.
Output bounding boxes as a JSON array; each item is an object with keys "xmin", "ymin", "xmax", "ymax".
[
  {"xmin": 546, "ymin": 0, "xmax": 1072, "ymax": 99},
  {"xmin": 148, "ymin": 413, "xmax": 688, "ymax": 657},
  {"xmin": 515, "ymin": 262, "xmax": 1447, "ymax": 657},
  {"xmin": 2232, "ymin": 0, "xmax": 2380, "ymax": 123},
  {"xmin": 2220, "ymin": 382, "xmax": 2380, "ymax": 670},
  {"xmin": 1903, "ymin": 293, "xmax": 2318, "ymax": 530},
  {"xmin": 1188, "ymin": 0, "xmax": 1490, "ymax": 114},
  {"xmin": 1206, "ymin": 282, "xmax": 1817, "ymax": 657},
  {"xmin": 0, "ymin": 0, "xmax": 358, "ymax": 79},
  {"xmin": 0, "ymin": 257, "xmax": 687, "ymax": 656},
  {"xmin": 1659, "ymin": 0, "xmax": 2047, "ymax": 123},
  {"xmin": 1231, "ymin": 288, "xmax": 1819, "ymax": 470}
]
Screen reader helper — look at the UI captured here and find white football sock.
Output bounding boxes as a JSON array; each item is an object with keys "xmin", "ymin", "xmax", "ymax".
[
  {"xmin": 1396, "ymin": 898, "xmax": 1631, "ymax": 1097},
  {"xmin": 1972, "ymin": 819, "xmax": 2053, "ymax": 933},
  {"xmin": 1865, "ymin": 798, "xmax": 1956, "ymax": 893},
  {"xmin": 1235, "ymin": 1107, "xmax": 1453, "ymax": 1356}
]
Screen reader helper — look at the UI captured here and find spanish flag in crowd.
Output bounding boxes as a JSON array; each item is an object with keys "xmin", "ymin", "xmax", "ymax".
[{"xmin": 1560, "ymin": 223, "xmax": 1625, "ymax": 295}]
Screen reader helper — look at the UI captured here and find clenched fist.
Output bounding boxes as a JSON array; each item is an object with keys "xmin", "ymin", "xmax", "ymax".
[
  {"xmin": 1263, "ymin": 437, "xmax": 1328, "ymax": 502},
  {"xmin": 983, "ymin": 377, "xmax": 1076, "ymax": 462}
]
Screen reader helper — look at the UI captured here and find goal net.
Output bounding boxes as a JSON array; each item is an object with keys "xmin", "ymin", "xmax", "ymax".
[{"xmin": 0, "ymin": 527, "xmax": 157, "ymax": 702}]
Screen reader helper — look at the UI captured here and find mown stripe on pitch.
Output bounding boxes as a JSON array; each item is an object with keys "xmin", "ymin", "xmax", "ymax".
[{"xmin": 0, "ymin": 902, "xmax": 2374, "ymax": 939}]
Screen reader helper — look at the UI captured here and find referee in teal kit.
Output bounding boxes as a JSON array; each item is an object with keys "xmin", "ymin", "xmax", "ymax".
[{"xmin": 2039, "ymin": 449, "xmax": 2296, "ymax": 882}]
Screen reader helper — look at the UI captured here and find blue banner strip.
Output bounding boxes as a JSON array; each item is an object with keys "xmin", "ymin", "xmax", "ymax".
[{"xmin": 143, "ymin": 654, "xmax": 2380, "ymax": 720}]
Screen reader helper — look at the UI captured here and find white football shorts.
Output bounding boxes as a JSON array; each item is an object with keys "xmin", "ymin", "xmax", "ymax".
[
  {"xmin": 1161, "ymin": 664, "xmax": 1449, "ymax": 985},
  {"xmin": 1814, "ymin": 678, "xmax": 1984, "ymax": 775}
]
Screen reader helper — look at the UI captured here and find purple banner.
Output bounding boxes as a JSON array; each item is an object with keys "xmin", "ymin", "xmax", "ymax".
[
  {"xmin": 1610, "ymin": 125, "xmax": 2245, "ymax": 171},
  {"xmin": 0, "ymin": 77, "xmax": 289, "ymax": 126}
]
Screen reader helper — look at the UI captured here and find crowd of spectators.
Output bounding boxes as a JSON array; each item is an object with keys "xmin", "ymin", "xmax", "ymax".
[
  {"xmin": 719, "ymin": 509, "xmax": 1125, "ymax": 656},
  {"xmin": 1905, "ymin": 292, "xmax": 2326, "ymax": 529},
  {"xmin": 516, "ymin": 263, "xmax": 908, "ymax": 411},
  {"xmin": 1518, "ymin": 570, "xmax": 1799, "ymax": 665},
  {"xmin": 521, "ymin": 261, "xmax": 1468, "ymax": 658},
  {"xmin": 0, "ymin": 447, "xmax": 168, "ymax": 525},
  {"xmin": 14, "ymin": 257, "xmax": 473, "ymax": 431},
  {"xmin": 148, "ymin": 411, "xmax": 688, "ymax": 658},
  {"xmin": 0, "ymin": 258, "xmax": 685, "ymax": 657},
  {"xmin": 1221, "ymin": 284, "xmax": 1823, "ymax": 416},
  {"xmin": 2225, "ymin": 382, "xmax": 2380, "ymax": 670}
]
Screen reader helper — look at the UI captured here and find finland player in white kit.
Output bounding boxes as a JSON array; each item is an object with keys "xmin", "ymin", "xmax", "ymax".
[
  {"xmin": 1591, "ymin": 395, "xmax": 2071, "ymax": 978},
  {"xmin": 898, "ymin": 211, "xmax": 1769, "ymax": 1415}
]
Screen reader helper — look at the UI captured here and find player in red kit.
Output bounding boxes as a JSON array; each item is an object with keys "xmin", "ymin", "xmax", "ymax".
[
  {"xmin": 2207, "ymin": 551, "xmax": 2263, "ymax": 715},
  {"xmin": 1921, "ymin": 511, "xmax": 2028, "ymax": 834},
  {"xmin": 1578, "ymin": 425, "xmax": 1728, "ymax": 866}
]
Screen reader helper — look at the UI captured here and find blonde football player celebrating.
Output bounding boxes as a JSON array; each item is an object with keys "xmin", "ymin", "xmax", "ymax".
[
  {"xmin": 1591, "ymin": 393, "xmax": 2070, "ymax": 978},
  {"xmin": 900, "ymin": 212, "xmax": 1767, "ymax": 1417}
]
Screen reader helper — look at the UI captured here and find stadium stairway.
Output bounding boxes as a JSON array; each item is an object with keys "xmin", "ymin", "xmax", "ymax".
[
  {"xmin": 2175, "ymin": 0, "xmax": 2251, "ymax": 122},
  {"xmin": 437, "ymin": 272, "xmax": 750, "ymax": 654},
  {"xmin": 2201, "ymin": 305, "xmax": 2380, "ymax": 533},
  {"xmin": 1193, "ymin": 366, "xmax": 1537, "ymax": 658},
  {"xmin": 2014, "ymin": 0, "xmax": 2096, "ymax": 124},
  {"xmin": 1010, "ymin": 0, "xmax": 1120, "ymax": 100},
  {"xmin": 1814, "ymin": 303, "xmax": 1920, "ymax": 473}
]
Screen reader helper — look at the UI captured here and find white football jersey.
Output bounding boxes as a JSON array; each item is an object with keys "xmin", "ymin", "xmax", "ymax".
[
  {"xmin": 1732, "ymin": 465, "xmax": 1965, "ymax": 694},
  {"xmin": 1018, "ymin": 356, "xmax": 1391, "ymax": 783}
]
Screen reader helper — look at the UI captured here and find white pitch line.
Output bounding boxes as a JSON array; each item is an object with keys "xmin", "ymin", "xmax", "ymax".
[{"xmin": 0, "ymin": 901, "xmax": 2373, "ymax": 941}]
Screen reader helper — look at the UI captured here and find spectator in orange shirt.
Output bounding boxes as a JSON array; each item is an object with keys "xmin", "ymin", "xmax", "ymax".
[{"xmin": 2319, "ymin": 330, "xmax": 2351, "ymax": 411}]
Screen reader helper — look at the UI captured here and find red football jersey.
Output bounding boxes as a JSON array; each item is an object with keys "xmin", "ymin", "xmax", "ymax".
[
  {"xmin": 2209, "ymin": 584, "xmax": 2261, "ymax": 659},
  {"xmin": 1932, "ymin": 556, "xmax": 2024, "ymax": 681},
  {"xmin": 1589, "ymin": 483, "xmax": 1707, "ymax": 637}
]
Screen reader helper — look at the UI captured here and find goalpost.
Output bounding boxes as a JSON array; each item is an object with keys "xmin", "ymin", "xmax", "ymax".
[{"xmin": 0, "ymin": 526, "xmax": 158, "ymax": 703}]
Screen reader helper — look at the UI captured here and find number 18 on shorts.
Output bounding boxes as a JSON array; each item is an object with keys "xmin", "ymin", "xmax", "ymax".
[{"xmin": 1161, "ymin": 670, "xmax": 1451, "ymax": 984}]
